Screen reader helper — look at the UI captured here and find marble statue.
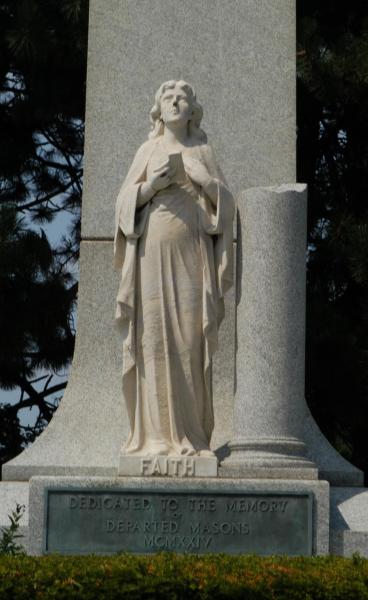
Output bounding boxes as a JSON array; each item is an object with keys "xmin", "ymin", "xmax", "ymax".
[{"xmin": 114, "ymin": 80, "xmax": 234, "ymax": 458}]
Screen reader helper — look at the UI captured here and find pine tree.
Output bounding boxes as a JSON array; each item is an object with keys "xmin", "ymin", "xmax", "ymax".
[
  {"xmin": 297, "ymin": 0, "xmax": 368, "ymax": 478},
  {"xmin": 0, "ymin": 0, "xmax": 88, "ymax": 472}
]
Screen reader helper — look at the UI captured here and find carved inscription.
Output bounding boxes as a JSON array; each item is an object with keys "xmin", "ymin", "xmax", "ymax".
[
  {"xmin": 140, "ymin": 457, "xmax": 195, "ymax": 476},
  {"xmin": 45, "ymin": 490, "xmax": 312, "ymax": 555}
]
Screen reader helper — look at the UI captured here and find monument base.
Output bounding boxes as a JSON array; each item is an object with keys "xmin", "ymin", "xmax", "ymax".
[
  {"xmin": 9, "ymin": 477, "xmax": 368, "ymax": 557},
  {"xmin": 118, "ymin": 455, "xmax": 218, "ymax": 478},
  {"xmin": 219, "ymin": 465, "xmax": 318, "ymax": 480},
  {"xmin": 221, "ymin": 437, "xmax": 318, "ymax": 480},
  {"xmin": 220, "ymin": 453, "xmax": 318, "ymax": 480},
  {"xmin": 28, "ymin": 476, "xmax": 329, "ymax": 556}
]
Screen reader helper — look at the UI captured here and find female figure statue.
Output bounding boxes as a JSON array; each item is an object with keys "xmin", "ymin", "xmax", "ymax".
[{"xmin": 114, "ymin": 80, "xmax": 234, "ymax": 457}]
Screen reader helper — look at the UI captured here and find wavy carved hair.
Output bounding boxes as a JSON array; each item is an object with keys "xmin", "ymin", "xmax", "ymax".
[{"xmin": 149, "ymin": 80, "xmax": 207, "ymax": 142}]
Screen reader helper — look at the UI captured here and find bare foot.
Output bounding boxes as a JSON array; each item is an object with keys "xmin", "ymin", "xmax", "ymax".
[
  {"xmin": 199, "ymin": 449, "xmax": 215, "ymax": 457},
  {"xmin": 147, "ymin": 443, "xmax": 171, "ymax": 456}
]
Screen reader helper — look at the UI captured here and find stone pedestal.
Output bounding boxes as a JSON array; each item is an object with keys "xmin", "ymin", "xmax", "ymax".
[
  {"xmin": 221, "ymin": 184, "xmax": 317, "ymax": 479},
  {"xmin": 28, "ymin": 476, "xmax": 329, "ymax": 556},
  {"xmin": 330, "ymin": 487, "xmax": 368, "ymax": 556},
  {"xmin": 118, "ymin": 455, "xmax": 218, "ymax": 478}
]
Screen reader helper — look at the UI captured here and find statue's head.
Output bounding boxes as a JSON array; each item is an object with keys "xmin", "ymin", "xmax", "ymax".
[{"xmin": 149, "ymin": 80, "xmax": 207, "ymax": 142}]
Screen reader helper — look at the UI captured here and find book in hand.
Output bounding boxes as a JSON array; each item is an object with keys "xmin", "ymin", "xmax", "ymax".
[{"xmin": 168, "ymin": 152, "xmax": 187, "ymax": 185}]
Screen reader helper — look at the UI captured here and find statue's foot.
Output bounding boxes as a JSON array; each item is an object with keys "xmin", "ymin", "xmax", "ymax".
[
  {"xmin": 146, "ymin": 442, "xmax": 171, "ymax": 455},
  {"xmin": 172, "ymin": 446, "xmax": 196, "ymax": 456},
  {"xmin": 199, "ymin": 449, "xmax": 215, "ymax": 457}
]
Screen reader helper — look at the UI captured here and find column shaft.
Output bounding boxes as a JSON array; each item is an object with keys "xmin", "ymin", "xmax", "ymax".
[{"xmin": 221, "ymin": 184, "xmax": 317, "ymax": 479}]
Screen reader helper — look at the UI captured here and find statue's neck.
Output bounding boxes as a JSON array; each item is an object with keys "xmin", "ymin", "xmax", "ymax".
[{"xmin": 162, "ymin": 125, "xmax": 189, "ymax": 148}]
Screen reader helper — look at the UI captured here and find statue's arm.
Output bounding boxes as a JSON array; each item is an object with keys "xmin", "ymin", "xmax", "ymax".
[
  {"xmin": 199, "ymin": 144, "xmax": 234, "ymax": 208},
  {"xmin": 138, "ymin": 182, "xmax": 155, "ymax": 207},
  {"xmin": 115, "ymin": 142, "xmax": 151, "ymax": 237},
  {"xmin": 137, "ymin": 157, "xmax": 174, "ymax": 207},
  {"xmin": 202, "ymin": 179, "xmax": 220, "ymax": 207},
  {"xmin": 116, "ymin": 139, "xmax": 161, "ymax": 226},
  {"xmin": 188, "ymin": 144, "xmax": 229, "ymax": 207}
]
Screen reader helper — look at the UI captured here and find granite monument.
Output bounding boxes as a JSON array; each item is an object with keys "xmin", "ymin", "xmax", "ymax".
[{"xmin": 1, "ymin": 0, "xmax": 368, "ymax": 558}]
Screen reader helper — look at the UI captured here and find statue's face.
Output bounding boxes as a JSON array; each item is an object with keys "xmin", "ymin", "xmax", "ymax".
[{"xmin": 160, "ymin": 84, "xmax": 192, "ymax": 129}]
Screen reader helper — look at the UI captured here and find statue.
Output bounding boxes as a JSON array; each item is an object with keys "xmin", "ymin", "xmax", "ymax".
[{"xmin": 114, "ymin": 80, "xmax": 234, "ymax": 458}]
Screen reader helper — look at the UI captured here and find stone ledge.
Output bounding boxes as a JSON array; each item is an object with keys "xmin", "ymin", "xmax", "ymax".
[
  {"xmin": 330, "ymin": 530, "xmax": 368, "ymax": 557},
  {"xmin": 219, "ymin": 465, "xmax": 318, "ymax": 480},
  {"xmin": 119, "ymin": 455, "xmax": 218, "ymax": 478}
]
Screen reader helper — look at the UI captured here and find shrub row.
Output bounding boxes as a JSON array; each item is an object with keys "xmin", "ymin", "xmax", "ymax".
[{"xmin": 0, "ymin": 553, "xmax": 367, "ymax": 599}]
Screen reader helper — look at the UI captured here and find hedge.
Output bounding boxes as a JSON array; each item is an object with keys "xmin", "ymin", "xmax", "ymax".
[{"xmin": 0, "ymin": 553, "xmax": 367, "ymax": 599}]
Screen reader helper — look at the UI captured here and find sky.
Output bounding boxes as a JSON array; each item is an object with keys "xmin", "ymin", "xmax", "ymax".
[{"xmin": 1, "ymin": 209, "xmax": 79, "ymax": 428}]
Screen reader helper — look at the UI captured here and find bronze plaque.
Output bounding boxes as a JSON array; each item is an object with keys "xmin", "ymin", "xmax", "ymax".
[{"xmin": 44, "ymin": 488, "xmax": 313, "ymax": 555}]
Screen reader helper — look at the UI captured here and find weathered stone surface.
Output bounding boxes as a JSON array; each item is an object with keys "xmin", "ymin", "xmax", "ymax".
[
  {"xmin": 303, "ymin": 407, "xmax": 363, "ymax": 486},
  {"xmin": 330, "ymin": 487, "xmax": 368, "ymax": 556},
  {"xmin": 0, "ymin": 482, "xmax": 29, "ymax": 524},
  {"xmin": 119, "ymin": 455, "xmax": 218, "ymax": 478},
  {"xmin": 330, "ymin": 487, "xmax": 368, "ymax": 531},
  {"xmin": 29, "ymin": 476, "xmax": 329, "ymax": 556},
  {"xmin": 0, "ymin": 482, "xmax": 29, "ymax": 552},
  {"xmin": 82, "ymin": 0, "xmax": 296, "ymax": 239},
  {"xmin": 330, "ymin": 531, "xmax": 368, "ymax": 557},
  {"xmin": 220, "ymin": 466, "xmax": 318, "ymax": 480},
  {"xmin": 222, "ymin": 184, "xmax": 316, "ymax": 477}
]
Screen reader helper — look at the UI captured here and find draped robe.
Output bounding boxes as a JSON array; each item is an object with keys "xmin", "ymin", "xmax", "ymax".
[{"xmin": 114, "ymin": 137, "xmax": 234, "ymax": 456}]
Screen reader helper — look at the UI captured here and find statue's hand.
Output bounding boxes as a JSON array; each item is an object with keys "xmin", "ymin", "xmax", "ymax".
[
  {"xmin": 148, "ymin": 160, "xmax": 175, "ymax": 192},
  {"xmin": 183, "ymin": 156, "xmax": 212, "ymax": 188}
]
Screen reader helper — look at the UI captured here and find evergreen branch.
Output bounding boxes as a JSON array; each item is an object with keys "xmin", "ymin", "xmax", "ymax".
[
  {"xmin": 17, "ymin": 181, "xmax": 74, "ymax": 211},
  {"xmin": 9, "ymin": 380, "xmax": 67, "ymax": 415}
]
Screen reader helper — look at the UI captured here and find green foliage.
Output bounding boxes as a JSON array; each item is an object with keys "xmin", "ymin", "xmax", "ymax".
[
  {"xmin": 297, "ymin": 1, "xmax": 368, "ymax": 478},
  {"xmin": 0, "ymin": 206, "xmax": 75, "ymax": 388},
  {"xmin": 0, "ymin": 204, "xmax": 76, "ymax": 467},
  {"xmin": 0, "ymin": 0, "xmax": 88, "ymax": 218},
  {"xmin": 0, "ymin": 554, "xmax": 368, "ymax": 599},
  {"xmin": 0, "ymin": 504, "xmax": 25, "ymax": 556},
  {"xmin": 0, "ymin": 0, "xmax": 88, "ymax": 472}
]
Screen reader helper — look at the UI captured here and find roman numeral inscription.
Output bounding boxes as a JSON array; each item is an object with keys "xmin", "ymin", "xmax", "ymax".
[{"xmin": 44, "ymin": 490, "xmax": 312, "ymax": 556}]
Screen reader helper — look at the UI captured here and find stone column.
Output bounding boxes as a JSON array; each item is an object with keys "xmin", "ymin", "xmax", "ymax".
[{"xmin": 221, "ymin": 184, "xmax": 317, "ymax": 479}]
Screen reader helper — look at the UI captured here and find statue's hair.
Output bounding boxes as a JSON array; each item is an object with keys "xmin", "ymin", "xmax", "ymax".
[{"xmin": 149, "ymin": 80, "xmax": 207, "ymax": 142}]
